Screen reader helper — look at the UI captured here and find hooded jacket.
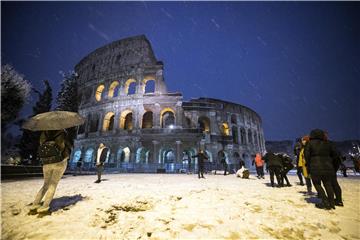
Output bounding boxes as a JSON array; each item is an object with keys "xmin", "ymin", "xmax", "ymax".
[
  {"xmin": 263, "ymin": 152, "xmax": 282, "ymax": 168},
  {"xmin": 304, "ymin": 129, "xmax": 339, "ymax": 176}
]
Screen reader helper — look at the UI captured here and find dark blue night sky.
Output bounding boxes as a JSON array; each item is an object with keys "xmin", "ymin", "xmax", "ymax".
[{"xmin": 2, "ymin": 2, "xmax": 359, "ymax": 141}]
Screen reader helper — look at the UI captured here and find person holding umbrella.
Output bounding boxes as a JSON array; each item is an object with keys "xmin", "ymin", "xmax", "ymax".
[{"xmin": 23, "ymin": 111, "xmax": 84, "ymax": 214}]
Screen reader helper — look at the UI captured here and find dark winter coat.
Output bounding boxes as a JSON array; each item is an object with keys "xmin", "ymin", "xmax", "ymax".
[
  {"xmin": 192, "ymin": 152, "xmax": 208, "ymax": 166},
  {"xmin": 263, "ymin": 152, "xmax": 282, "ymax": 168},
  {"xmin": 304, "ymin": 129, "xmax": 339, "ymax": 176},
  {"xmin": 99, "ymin": 148, "xmax": 109, "ymax": 164},
  {"xmin": 293, "ymin": 141, "xmax": 302, "ymax": 165},
  {"xmin": 279, "ymin": 155, "xmax": 294, "ymax": 173},
  {"xmin": 39, "ymin": 130, "xmax": 72, "ymax": 160}
]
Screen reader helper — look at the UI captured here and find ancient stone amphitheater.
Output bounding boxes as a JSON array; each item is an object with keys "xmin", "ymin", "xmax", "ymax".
[{"xmin": 71, "ymin": 35, "xmax": 265, "ymax": 173}]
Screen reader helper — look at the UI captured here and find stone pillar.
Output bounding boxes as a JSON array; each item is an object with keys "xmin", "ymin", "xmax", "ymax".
[
  {"xmin": 133, "ymin": 108, "xmax": 140, "ymax": 129},
  {"xmin": 154, "ymin": 103, "xmax": 161, "ymax": 128},
  {"xmin": 119, "ymin": 80, "xmax": 126, "ymax": 96},
  {"xmin": 155, "ymin": 69, "xmax": 167, "ymax": 94},
  {"xmin": 245, "ymin": 128, "xmax": 249, "ymax": 146},
  {"xmin": 130, "ymin": 148, "xmax": 136, "ymax": 163},
  {"xmin": 209, "ymin": 111, "xmax": 217, "ymax": 134},
  {"xmin": 113, "ymin": 112, "xmax": 120, "ymax": 133},
  {"xmin": 152, "ymin": 140, "xmax": 159, "ymax": 164},
  {"xmin": 175, "ymin": 102, "xmax": 183, "ymax": 127},
  {"xmin": 97, "ymin": 112, "xmax": 105, "ymax": 135},
  {"xmin": 136, "ymin": 71, "xmax": 144, "ymax": 95},
  {"xmin": 175, "ymin": 140, "xmax": 182, "ymax": 163}
]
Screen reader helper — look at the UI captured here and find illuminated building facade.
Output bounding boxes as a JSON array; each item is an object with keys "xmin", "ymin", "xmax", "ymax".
[{"xmin": 71, "ymin": 35, "xmax": 265, "ymax": 173}]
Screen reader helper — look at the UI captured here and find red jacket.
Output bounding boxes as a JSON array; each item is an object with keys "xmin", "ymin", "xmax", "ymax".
[{"xmin": 254, "ymin": 153, "xmax": 264, "ymax": 167}]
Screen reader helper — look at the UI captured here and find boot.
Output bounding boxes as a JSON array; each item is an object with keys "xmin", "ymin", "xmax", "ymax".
[
  {"xmin": 315, "ymin": 199, "xmax": 333, "ymax": 210},
  {"xmin": 335, "ymin": 199, "xmax": 344, "ymax": 207}
]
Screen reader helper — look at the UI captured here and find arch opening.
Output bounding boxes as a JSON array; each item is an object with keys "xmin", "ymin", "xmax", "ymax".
[{"xmin": 95, "ymin": 84, "xmax": 105, "ymax": 101}]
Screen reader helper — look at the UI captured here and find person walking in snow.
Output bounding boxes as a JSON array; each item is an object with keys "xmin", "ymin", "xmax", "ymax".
[
  {"xmin": 305, "ymin": 129, "xmax": 339, "ymax": 209},
  {"xmin": 252, "ymin": 153, "xmax": 265, "ymax": 179},
  {"xmin": 30, "ymin": 129, "xmax": 72, "ymax": 214}
]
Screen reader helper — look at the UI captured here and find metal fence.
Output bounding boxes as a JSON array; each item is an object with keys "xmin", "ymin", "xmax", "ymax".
[{"xmin": 69, "ymin": 162, "xmax": 243, "ymax": 174}]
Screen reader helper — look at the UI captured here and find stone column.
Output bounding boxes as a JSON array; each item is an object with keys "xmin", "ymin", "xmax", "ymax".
[
  {"xmin": 133, "ymin": 108, "xmax": 140, "ymax": 129},
  {"xmin": 175, "ymin": 102, "xmax": 183, "ymax": 127},
  {"xmin": 155, "ymin": 69, "xmax": 167, "ymax": 94},
  {"xmin": 175, "ymin": 140, "xmax": 182, "ymax": 163},
  {"xmin": 152, "ymin": 140, "xmax": 159, "ymax": 164},
  {"xmin": 97, "ymin": 112, "xmax": 105, "ymax": 136},
  {"xmin": 209, "ymin": 112, "xmax": 217, "ymax": 134},
  {"xmin": 136, "ymin": 71, "xmax": 144, "ymax": 95},
  {"xmin": 154, "ymin": 103, "xmax": 161, "ymax": 128}
]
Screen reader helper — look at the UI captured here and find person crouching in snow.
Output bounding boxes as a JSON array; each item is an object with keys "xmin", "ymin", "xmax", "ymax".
[
  {"xmin": 263, "ymin": 151, "xmax": 283, "ymax": 187},
  {"xmin": 236, "ymin": 166, "xmax": 250, "ymax": 179},
  {"xmin": 252, "ymin": 153, "xmax": 265, "ymax": 179},
  {"xmin": 278, "ymin": 153, "xmax": 294, "ymax": 187},
  {"xmin": 30, "ymin": 130, "xmax": 72, "ymax": 214}
]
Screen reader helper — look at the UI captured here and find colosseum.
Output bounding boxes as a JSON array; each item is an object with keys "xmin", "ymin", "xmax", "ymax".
[{"xmin": 71, "ymin": 35, "xmax": 266, "ymax": 173}]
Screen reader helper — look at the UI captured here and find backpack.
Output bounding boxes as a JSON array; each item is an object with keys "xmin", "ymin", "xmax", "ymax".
[
  {"xmin": 242, "ymin": 169, "xmax": 250, "ymax": 179},
  {"xmin": 38, "ymin": 132, "xmax": 63, "ymax": 165}
]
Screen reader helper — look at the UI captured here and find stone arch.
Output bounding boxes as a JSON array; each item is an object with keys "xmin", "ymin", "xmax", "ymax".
[
  {"xmin": 77, "ymin": 114, "xmax": 87, "ymax": 134},
  {"xmin": 240, "ymin": 127, "xmax": 246, "ymax": 144},
  {"xmin": 205, "ymin": 150, "xmax": 213, "ymax": 162},
  {"xmin": 84, "ymin": 148, "xmax": 94, "ymax": 163},
  {"xmin": 72, "ymin": 149, "xmax": 82, "ymax": 163},
  {"xmin": 143, "ymin": 75, "xmax": 156, "ymax": 94},
  {"xmin": 95, "ymin": 84, "xmax": 105, "ymax": 101},
  {"xmin": 136, "ymin": 147, "xmax": 150, "ymax": 163},
  {"xmin": 185, "ymin": 117, "xmax": 192, "ymax": 128},
  {"xmin": 142, "ymin": 111, "xmax": 153, "ymax": 129},
  {"xmin": 217, "ymin": 150, "xmax": 229, "ymax": 164},
  {"xmin": 160, "ymin": 108, "xmax": 175, "ymax": 128},
  {"xmin": 231, "ymin": 114, "xmax": 237, "ymax": 125},
  {"xmin": 198, "ymin": 116, "xmax": 210, "ymax": 133},
  {"xmin": 120, "ymin": 110, "xmax": 133, "ymax": 130},
  {"xmin": 182, "ymin": 148, "xmax": 197, "ymax": 165},
  {"xmin": 125, "ymin": 78, "xmax": 136, "ymax": 95},
  {"xmin": 254, "ymin": 132, "xmax": 258, "ymax": 147},
  {"xmin": 103, "ymin": 112, "xmax": 115, "ymax": 131},
  {"xmin": 233, "ymin": 152, "xmax": 240, "ymax": 159},
  {"xmin": 160, "ymin": 148, "xmax": 176, "ymax": 172},
  {"xmin": 233, "ymin": 152, "xmax": 240, "ymax": 165},
  {"xmin": 232, "ymin": 126, "xmax": 239, "ymax": 144},
  {"xmin": 89, "ymin": 114, "xmax": 100, "ymax": 132},
  {"xmin": 242, "ymin": 153, "xmax": 253, "ymax": 169},
  {"xmin": 108, "ymin": 81, "xmax": 120, "ymax": 98},
  {"xmin": 220, "ymin": 123, "xmax": 230, "ymax": 136},
  {"xmin": 248, "ymin": 129, "xmax": 253, "ymax": 144},
  {"xmin": 118, "ymin": 147, "xmax": 131, "ymax": 163}
]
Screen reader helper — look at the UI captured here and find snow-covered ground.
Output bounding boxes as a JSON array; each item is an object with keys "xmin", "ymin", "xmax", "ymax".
[{"xmin": 1, "ymin": 173, "xmax": 359, "ymax": 240}]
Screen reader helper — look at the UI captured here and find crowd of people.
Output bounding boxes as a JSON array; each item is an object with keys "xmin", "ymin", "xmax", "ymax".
[
  {"xmin": 29, "ymin": 125, "xmax": 354, "ymax": 215},
  {"xmin": 262, "ymin": 128, "xmax": 345, "ymax": 210}
]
